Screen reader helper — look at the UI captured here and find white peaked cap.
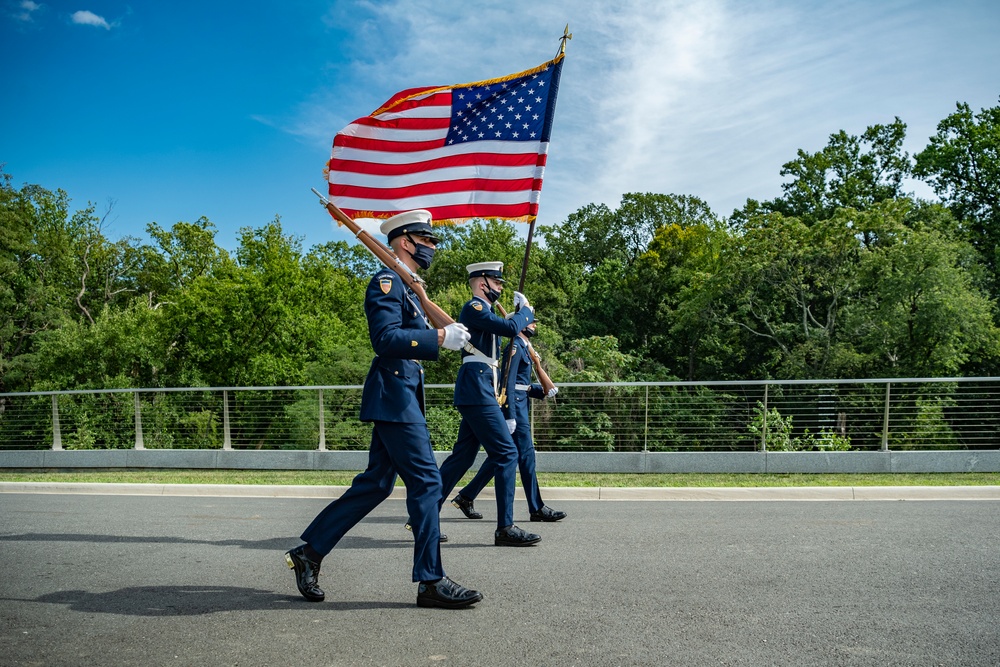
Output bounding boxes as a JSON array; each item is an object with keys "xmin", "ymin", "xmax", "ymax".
[
  {"xmin": 466, "ymin": 261, "xmax": 505, "ymax": 282},
  {"xmin": 379, "ymin": 210, "xmax": 440, "ymax": 243}
]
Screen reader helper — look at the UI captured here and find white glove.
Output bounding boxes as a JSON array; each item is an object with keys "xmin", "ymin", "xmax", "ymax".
[
  {"xmin": 441, "ymin": 323, "xmax": 471, "ymax": 350},
  {"xmin": 546, "ymin": 386, "xmax": 559, "ymax": 399},
  {"xmin": 506, "ymin": 419, "xmax": 517, "ymax": 434},
  {"xmin": 513, "ymin": 291, "xmax": 532, "ymax": 312}
]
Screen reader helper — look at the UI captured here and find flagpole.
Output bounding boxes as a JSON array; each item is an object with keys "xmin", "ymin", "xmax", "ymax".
[
  {"xmin": 499, "ymin": 27, "xmax": 570, "ymax": 405},
  {"xmin": 515, "ymin": 25, "xmax": 570, "ymax": 293}
]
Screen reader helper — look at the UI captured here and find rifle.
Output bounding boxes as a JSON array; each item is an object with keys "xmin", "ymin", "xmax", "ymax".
[
  {"xmin": 494, "ymin": 303, "xmax": 557, "ymax": 406},
  {"xmin": 313, "ymin": 189, "xmax": 550, "ymax": 398},
  {"xmin": 311, "ymin": 189, "xmax": 458, "ymax": 330},
  {"xmin": 524, "ymin": 339, "xmax": 557, "ymax": 397}
]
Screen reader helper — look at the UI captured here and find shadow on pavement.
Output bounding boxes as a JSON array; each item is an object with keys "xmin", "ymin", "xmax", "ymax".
[
  {"xmin": 0, "ymin": 530, "xmax": 500, "ymax": 550},
  {"xmin": 0, "ymin": 533, "xmax": 413, "ymax": 550},
  {"xmin": 11, "ymin": 586, "xmax": 413, "ymax": 615}
]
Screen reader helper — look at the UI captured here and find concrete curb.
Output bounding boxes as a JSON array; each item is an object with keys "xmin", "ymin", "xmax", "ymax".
[
  {"xmin": 2, "ymin": 482, "xmax": 999, "ymax": 501},
  {"xmin": 4, "ymin": 450, "xmax": 1000, "ymax": 473}
]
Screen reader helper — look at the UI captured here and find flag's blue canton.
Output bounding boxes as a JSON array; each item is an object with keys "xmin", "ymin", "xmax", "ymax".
[{"xmin": 446, "ymin": 64, "xmax": 555, "ymax": 144}]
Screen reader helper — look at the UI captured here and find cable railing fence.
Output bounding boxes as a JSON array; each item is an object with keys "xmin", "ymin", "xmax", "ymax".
[{"xmin": 1, "ymin": 378, "xmax": 998, "ymax": 452}]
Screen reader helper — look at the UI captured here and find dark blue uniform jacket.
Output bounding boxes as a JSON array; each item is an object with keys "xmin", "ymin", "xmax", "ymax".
[
  {"xmin": 453, "ymin": 296, "xmax": 535, "ymax": 406},
  {"xmin": 500, "ymin": 338, "xmax": 546, "ymax": 423},
  {"xmin": 359, "ymin": 269, "xmax": 440, "ymax": 423}
]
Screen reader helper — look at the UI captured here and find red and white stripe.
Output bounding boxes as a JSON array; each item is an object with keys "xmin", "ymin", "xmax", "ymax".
[{"xmin": 327, "ymin": 89, "xmax": 548, "ymax": 223}]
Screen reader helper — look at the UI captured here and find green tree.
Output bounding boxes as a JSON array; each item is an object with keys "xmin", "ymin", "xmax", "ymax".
[
  {"xmin": 755, "ymin": 118, "xmax": 911, "ymax": 233},
  {"xmin": 693, "ymin": 198, "xmax": 1000, "ymax": 380},
  {"xmin": 30, "ymin": 299, "xmax": 168, "ymax": 390},
  {"xmin": 298, "ymin": 241, "xmax": 374, "ymax": 386},
  {"xmin": 624, "ymin": 213, "xmax": 725, "ymax": 378},
  {"xmin": 914, "ymin": 99, "xmax": 1000, "ymax": 291},
  {"xmin": 160, "ymin": 220, "xmax": 328, "ymax": 386},
  {"xmin": 846, "ymin": 200, "xmax": 1000, "ymax": 376},
  {"xmin": 539, "ymin": 193, "xmax": 717, "ymax": 345},
  {"xmin": 424, "ymin": 218, "xmax": 527, "ymax": 288},
  {"xmin": 559, "ymin": 335, "xmax": 639, "ymax": 381},
  {"xmin": 542, "ymin": 193, "xmax": 715, "ymax": 268},
  {"xmin": 704, "ymin": 211, "xmax": 862, "ymax": 378},
  {"xmin": 1, "ymin": 174, "xmax": 86, "ymax": 391},
  {"xmin": 143, "ymin": 218, "xmax": 230, "ymax": 300}
]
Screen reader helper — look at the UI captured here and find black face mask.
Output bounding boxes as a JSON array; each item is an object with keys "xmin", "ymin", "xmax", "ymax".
[
  {"xmin": 482, "ymin": 280, "xmax": 502, "ymax": 304},
  {"xmin": 407, "ymin": 236, "xmax": 436, "ymax": 270},
  {"xmin": 523, "ymin": 327, "xmax": 537, "ymax": 338}
]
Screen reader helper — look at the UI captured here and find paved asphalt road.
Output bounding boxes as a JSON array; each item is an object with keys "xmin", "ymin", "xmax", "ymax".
[{"xmin": 1, "ymin": 492, "xmax": 998, "ymax": 667}]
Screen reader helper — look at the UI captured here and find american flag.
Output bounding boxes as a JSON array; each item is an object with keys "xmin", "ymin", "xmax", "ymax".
[{"xmin": 327, "ymin": 54, "xmax": 564, "ymax": 224}]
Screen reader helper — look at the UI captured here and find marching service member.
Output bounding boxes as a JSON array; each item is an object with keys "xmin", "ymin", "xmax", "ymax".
[
  {"xmin": 436, "ymin": 262, "xmax": 542, "ymax": 547},
  {"xmin": 285, "ymin": 210, "xmax": 482, "ymax": 609},
  {"xmin": 452, "ymin": 320, "xmax": 567, "ymax": 523}
]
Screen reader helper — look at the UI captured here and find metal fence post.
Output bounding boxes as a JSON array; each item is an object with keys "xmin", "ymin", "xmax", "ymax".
[
  {"xmin": 318, "ymin": 389, "xmax": 326, "ymax": 451},
  {"xmin": 881, "ymin": 382, "xmax": 891, "ymax": 451},
  {"xmin": 51, "ymin": 395, "xmax": 62, "ymax": 451},
  {"xmin": 761, "ymin": 384, "xmax": 769, "ymax": 452},
  {"xmin": 643, "ymin": 385, "xmax": 649, "ymax": 453},
  {"xmin": 223, "ymin": 390, "xmax": 232, "ymax": 450},
  {"xmin": 134, "ymin": 392, "xmax": 144, "ymax": 450}
]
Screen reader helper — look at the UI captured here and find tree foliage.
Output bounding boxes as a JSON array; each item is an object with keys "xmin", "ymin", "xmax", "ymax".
[
  {"xmin": 2, "ymin": 99, "xmax": 1000, "ymax": 399},
  {"xmin": 914, "ymin": 99, "xmax": 1000, "ymax": 291}
]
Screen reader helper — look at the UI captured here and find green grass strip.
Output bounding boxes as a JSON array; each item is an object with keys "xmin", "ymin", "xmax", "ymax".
[{"xmin": 0, "ymin": 470, "xmax": 997, "ymax": 487}]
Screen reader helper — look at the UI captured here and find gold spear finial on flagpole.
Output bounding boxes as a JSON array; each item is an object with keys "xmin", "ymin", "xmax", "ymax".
[{"xmin": 558, "ymin": 24, "xmax": 572, "ymax": 55}]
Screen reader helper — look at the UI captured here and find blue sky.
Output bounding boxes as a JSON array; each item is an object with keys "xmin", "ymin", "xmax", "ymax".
[{"xmin": 3, "ymin": 0, "xmax": 999, "ymax": 253}]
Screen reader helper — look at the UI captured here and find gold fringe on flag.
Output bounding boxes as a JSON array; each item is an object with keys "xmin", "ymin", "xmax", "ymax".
[
  {"xmin": 342, "ymin": 212, "xmax": 537, "ymax": 227},
  {"xmin": 432, "ymin": 215, "xmax": 537, "ymax": 226},
  {"xmin": 371, "ymin": 53, "xmax": 565, "ymax": 117}
]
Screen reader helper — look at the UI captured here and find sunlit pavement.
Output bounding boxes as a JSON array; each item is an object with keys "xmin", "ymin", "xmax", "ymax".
[{"xmin": 1, "ymin": 490, "xmax": 998, "ymax": 666}]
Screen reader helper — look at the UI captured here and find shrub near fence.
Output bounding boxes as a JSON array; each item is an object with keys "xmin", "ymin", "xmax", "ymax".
[{"xmin": 1, "ymin": 378, "xmax": 999, "ymax": 452}]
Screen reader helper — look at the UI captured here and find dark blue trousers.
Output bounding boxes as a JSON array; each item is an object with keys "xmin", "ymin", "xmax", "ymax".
[
  {"xmin": 301, "ymin": 421, "xmax": 444, "ymax": 583},
  {"xmin": 438, "ymin": 403, "xmax": 518, "ymax": 528},
  {"xmin": 460, "ymin": 418, "xmax": 544, "ymax": 514}
]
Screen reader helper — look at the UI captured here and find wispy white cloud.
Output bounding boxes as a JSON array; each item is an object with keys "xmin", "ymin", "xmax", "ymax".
[
  {"xmin": 289, "ymin": 0, "xmax": 1000, "ymax": 225},
  {"xmin": 71, "ymin": 9, "xmax": 112, "ymax": 29},
  {"xmin": 579, "ymin": 0, "xmax": 735, "ymax": 201},
  {"xmin": 297, "ymin": 0, "xmax": 761, "ymax": 221},
  {"xmin": 14, "ymin": 0, "xmax": 41, "ymax": 22}
]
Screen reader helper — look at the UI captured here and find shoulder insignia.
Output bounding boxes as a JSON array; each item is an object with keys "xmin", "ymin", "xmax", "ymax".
[
  {"xmin": 472, "ymin": 301, "xmax": 483, "ymax": 311},
  {"xmin": 379, "ymin": 277, "xmax": 392, "ymax": 294}
]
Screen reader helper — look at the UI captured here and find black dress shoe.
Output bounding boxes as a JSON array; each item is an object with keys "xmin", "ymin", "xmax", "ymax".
[
  {"xmin": 404, "ymin": 523, "xmax": 448, "ymax": 542},
  {"xmin": 451, "ymin": 494, "xmax": 483, "ymax": 520},
  {"xmin": 417, "ymin": 576, "xmax": 483, "ymax": 609},
  {"xmin": 494, "ymin": 524, "xmax": 541, "ymax": 547},
  {"xmin": 530, "ymin": 506, "xmax": 567, "ymax": 522},
  {"xmin": 285, "ymin": 545, "xmax": 324, "ymax": 602}
]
